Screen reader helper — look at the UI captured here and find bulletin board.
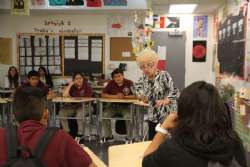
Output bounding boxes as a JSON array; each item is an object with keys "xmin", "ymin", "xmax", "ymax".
[
  {"xmin": 17, "ymin": 33, "xmax": 62, "ymax": 76},
  {"xmin": 0, "ymin": 38, "xmax": 12, "ymax": 65},
  {"xmin": 63, "ymin": 34, "xmax": 105, "ymax": 76},
  {"xmin": 110, "ymin": 37, "xmax": 135, "ymax": 61},
  {"xmin": 17, "ymin": 33, "xmax": 105, "ymax": 76}
]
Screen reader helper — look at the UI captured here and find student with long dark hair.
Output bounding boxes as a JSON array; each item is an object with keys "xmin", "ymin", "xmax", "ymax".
[
  {"xmin": 143, "ymin": 81, "xmax": 247, "ymax": 167},
  {"xmin": 38, "ymin": 66, "xmax": 54, "ymax": 88},
  {"xmin": 4, "ymin": 66, "xmax": 20, "ymax": 89}
]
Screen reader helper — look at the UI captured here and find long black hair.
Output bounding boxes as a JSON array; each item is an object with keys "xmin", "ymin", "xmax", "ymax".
[
  {"xmin": 173, "ymin": 81, "xmax": 241, "ymax": 145},
  {"xmin": 38, "ymin": 66, "xmax": 53, "ymax": 88},
  {"xmin": 8, "ymin": 66, "xmax": 19, "ymax": 88}
]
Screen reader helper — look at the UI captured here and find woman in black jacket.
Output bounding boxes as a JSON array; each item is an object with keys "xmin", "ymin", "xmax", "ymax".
[{"xmin": 143, "ymin": 81, "xmax": 247, "ymax": 167}]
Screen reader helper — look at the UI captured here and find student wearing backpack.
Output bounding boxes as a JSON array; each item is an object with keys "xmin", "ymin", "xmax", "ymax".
[
  {"xmin": 142, "ymin": 81, "xmax": 248, "ymax": 167},
  {"xmin": 0, "ymin": 87, "xmax": 96, "ymax": 167}
]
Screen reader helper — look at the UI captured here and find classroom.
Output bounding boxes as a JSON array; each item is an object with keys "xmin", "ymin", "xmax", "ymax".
[{"xmin": 0, "ymin": 0, "xmax": 249, "ymax": 167}]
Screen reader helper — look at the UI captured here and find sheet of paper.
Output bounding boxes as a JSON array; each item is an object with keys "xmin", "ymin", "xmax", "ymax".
[
  {"xmin": 20, "ymin": 67, "xmax": 25, "ymax": 75},
  {"xmin": 34, "ymin": 38, "xmax": 40, "ymax": 47},
  {"xmin": 122, "ymin": 51, "xmax": 131, "ymax": 57},
  {"xmin": 25, "ymin": 38, "xmax": 31, "ymax": 47},
  {"xmin": 55, "ymin": 47, "xmax": 60, "ymax": 55},
  {"xmin": 41, "ymin": 57, "xmax": 47, "ymax": 65},
  {"xmin": 54, "ymin": 37, "xmax": 60, "ymax": 46},
  {"xmin": 55, "ymin": 57, "xmax": 61, "ymax": 65},
  {"xmin": 20, "ymin": 57, "xmax": 25, "ymax": 65},
  {"xmin": 35, "ymin": 48, "xmax": 40, "ymax": 56},
  {"xmin": 91, "ymin": 40, "xmax": 102, "ymax": 47},
  {"xmin": 64, "ymin": 47, "xmax": 75, "ymax": 59},
  {"xmin": 91, "ymin": 47, "xmax": 102, "ymax": 62},
  {"xmin": 48, "ymin": 47, "xmax": 53, "ymax": 55},
  {"xmin": 157, "ymin": 46, "xmax": 166, "ymax": 60},
  {"xmin": 20, "ymin": 48, "xmax": 25, "ymax": 56},
  {"xmin": 64, "ymin": 39, "xmax": 75, "ymax": 47},
  {"xmin": 34, "ymin": 57, "xmax": 40, "ymax": 65},
  {"xmin": 26, "ymin": 57, "xmax": 32, "ymax": 66},
  {"xmin": 40, "ymin": 47, "xmax": 46, "ymax": 55},
  {"xmin": 48, "ymin": 38, "xmax": 53, "ymax": 46},
  {"xmin": 26, "ymin": 48, "xmax": 32, "ymax": 56},
  {"xmin": 78, "ymin": 47, "xmax": 89, "ymax": 60},
  {"xmin": 48, "ymin": 57, "xmax": 54, "ymax": 65},
  {"xmin": 19, "ymin": 38, "xmax": 24, "ymax": 47},
  {"xmin": 48, "ymin": 66, "xmax": 55, "ymax": 74},
  {"xmin": 54, "ymin": 66, "xmax": 61, "ymax": 74},
  {"xmin": 25, "ymin": 66, "xmax": 32, "ymax": 73}
]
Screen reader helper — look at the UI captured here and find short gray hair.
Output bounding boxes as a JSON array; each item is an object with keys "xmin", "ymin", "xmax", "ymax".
[{"xmin": 136, "ymin": 48, "xmax": 159, "ymax": 66}]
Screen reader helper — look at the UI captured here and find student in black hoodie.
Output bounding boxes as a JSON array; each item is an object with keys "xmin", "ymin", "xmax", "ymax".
[{"xmin": 143, "ymin": 81, "xmax": 247, "ymax": 167}]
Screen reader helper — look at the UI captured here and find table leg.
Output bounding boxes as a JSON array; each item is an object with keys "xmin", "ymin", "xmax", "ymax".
[
  {"xmin": 98, "ymin": 101, "xmax": 103, "ymax": 142},
  {"xmin": 82, "ymin": 103, "xmax": 85, "ymax": 137},
  {"xmin": 53, "ymin": 102, "xmax": 56, "ymax": 127}
]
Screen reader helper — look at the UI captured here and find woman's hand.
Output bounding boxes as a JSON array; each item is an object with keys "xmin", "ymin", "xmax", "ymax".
[
  {"xmin": 161, "ymin": 112, "xmax": 178, "ymax": 130},
  {"xmin": 155, "ymin": 98, "xmax": 170, "ymax": 107}
]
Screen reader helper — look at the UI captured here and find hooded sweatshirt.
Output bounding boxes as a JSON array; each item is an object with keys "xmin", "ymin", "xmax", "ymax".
[{"xmin": 142, "ymin": 136, "xmax": 247, "ymax": 167}]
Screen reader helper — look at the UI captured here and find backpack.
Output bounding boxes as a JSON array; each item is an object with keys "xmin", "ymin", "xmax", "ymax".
[{"xmin": 1, "ymin": 127, "xmax": 58, "ymax": 167}]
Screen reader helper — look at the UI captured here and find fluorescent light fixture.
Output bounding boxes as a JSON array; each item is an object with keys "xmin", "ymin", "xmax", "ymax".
[{"xmin": 169, "ymin": 4, "xmax": 197, "ymax": 14}]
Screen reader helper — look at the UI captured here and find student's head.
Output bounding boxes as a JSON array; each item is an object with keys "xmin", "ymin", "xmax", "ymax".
[
  {"xmin": 13, "ymin": 87, "xmax": 48, "ymax": 124},
  {"xmin": 72, "ymin": 72, "xmax": 84, "ymax": 87},
  {"xmin": 38, "ymin": 66, "xmax": 47, "ymax": 77},
  {"xmin": 111, "ymin": 68, "xmax": 124, "ymax": 85},
  {"xmin": 8, "ymin": 66, "xmax": 18, "ymax": 78},
  {"xmin": 27, "ymin": 70, "xmax": 40, "ymax": 87},
  {"xmin": 174, "ymin": 81, "xmax": 240, "ymax": 145},
  {"xmin": 136, "ymin": 48, "xmax": 159, "ymax": 78}
]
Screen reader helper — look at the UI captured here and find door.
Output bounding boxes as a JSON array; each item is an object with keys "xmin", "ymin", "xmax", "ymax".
[{"xmin": 152, "ymin": 31, "xmax": 186, "ymax": 90}]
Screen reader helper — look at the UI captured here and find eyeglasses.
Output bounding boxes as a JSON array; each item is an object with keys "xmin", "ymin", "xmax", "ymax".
[{"xmin": 140, "ymin": 63, "xmax": 154, "ymax": 70}]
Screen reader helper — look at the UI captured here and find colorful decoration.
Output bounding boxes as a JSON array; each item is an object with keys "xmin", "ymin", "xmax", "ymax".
[
  {"xmin": 49, "ymin": 0, "xmax": 65, "ymax": 5},
  {"xmin": 103, "ymin": 0, "xmax": 127, "ymax": 6},
  {"xmin": 86, "ymin": 0, "xmax": 102, "ymax": 7},
  {"xmin": 193, "ymin": 16, "xmax": 208, "ymax": 38},
  {"xmin": 160, "ymin": 17, "xmax": 180, "ymax": 28},
  {"xmin": 192, "ymin": 40, "xmax": 207, "ymax": 62}
]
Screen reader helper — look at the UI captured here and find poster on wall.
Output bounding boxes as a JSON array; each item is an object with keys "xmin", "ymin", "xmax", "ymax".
[
  {"xmin": 11, "ymin": 0, "xmax": 30, "ymax": 15},
  {"xmin": 192, "ymin": 40, "xmax": 207, "ymax": 62},
  {"xmin": 103, "ymin": 0, "xmax": 127, "ymax": 6},
  {"xmin": 160, "ymin": 17, "xmax": 180, "ymax": 28},
  {"xmin": 86, "ymin": 0, "xmax": 102, "ymax": 7},
  {"xmin": 193, "ymin": 16, "xmax": 208, "ymax": 38},
  {"xmin": 31, "ymin": 0, "xmax": 46, "ymax": 6},
  {"xmin": 217, "ymin": 3, "xmax": 248, "ymax": 78}
]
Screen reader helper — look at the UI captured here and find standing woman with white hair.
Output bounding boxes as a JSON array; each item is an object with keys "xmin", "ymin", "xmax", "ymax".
[{"xmin": 133, "ymin": 48, "xmax": 180, "ymax": 140}]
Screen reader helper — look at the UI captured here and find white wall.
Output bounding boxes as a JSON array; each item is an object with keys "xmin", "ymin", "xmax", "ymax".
[
  {"xmin": 0, "ymin": 13, "xmax": 143, "ymax": 87},
  {"xmin": 151, "ymin": 11, "xmax": 216, "ymax": 86},
  {"xmin": 0, "ymin": 9, "xmax": 217, "ymax": 88}
]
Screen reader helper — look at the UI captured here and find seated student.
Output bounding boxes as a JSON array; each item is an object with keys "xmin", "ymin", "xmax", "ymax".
[
  {"xmin": 101, "ymin": 68, "xmax": 135, "ymax": 140},
  {"xmin": 22, "ymin": 70, "xmax": 49, "ymax": 94},
  {"xmin": 4, "ymin": 66, "xmax": 20, "ymax": 89},
  {"xmin": 59, "ymin": 72, "xmax": 92, "ymax": 137},
  {"xmin": 0, "ymin": 87, "xmax": 96, "ymax": 167},
  {"xmin": 38, "ymin": 66, "xmax": 54, "ymax": 89},
  {"xmin": 142, "ymin": 81, "xmax": 247, "ymax": 167}
]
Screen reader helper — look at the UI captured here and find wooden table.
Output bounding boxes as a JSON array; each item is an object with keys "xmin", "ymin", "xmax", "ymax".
[
  {"xmin": 0, "ymin": 89, "xmax": 14, "ymax": 98},
  {"xmin": 83, "ymin": 146, "xmax": 107, "ymax": 167},
  {"xmin": 97, "ymin": 98, "xmax": 138, "ymax": 140},
  {"xmin": 51, "ymin": 97, "xmax": 97, "ymax": 136},
  {"xmin": 108, "ymin": 141, "xmax": 151, "ymax": 167}
]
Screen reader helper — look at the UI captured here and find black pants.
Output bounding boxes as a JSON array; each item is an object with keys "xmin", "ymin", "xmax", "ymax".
[{"xmin": 148, "ymin": 121, "xmax": 158, "ymax": 140}]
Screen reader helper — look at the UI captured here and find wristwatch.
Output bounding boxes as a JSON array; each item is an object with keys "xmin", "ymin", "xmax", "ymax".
[{"xmin": 155, "ymin": 123, "xmax": 170, "ymax": 135}]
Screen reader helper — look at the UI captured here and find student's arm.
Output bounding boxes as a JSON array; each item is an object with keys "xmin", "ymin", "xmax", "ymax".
[
  {"xmin": 143, "ymin": 113, "xmax": 178, "ymax": 157},
  {"xmin": 123, "ymin": 95, "xmax": 136, "ymax": 99},
  {"xmin": 63, "ymin": 81, "xmax": 74, "ymax": 97},
  {"xmin": 84, "ymin": 82, "xmax": 93, "ymax": 97}
]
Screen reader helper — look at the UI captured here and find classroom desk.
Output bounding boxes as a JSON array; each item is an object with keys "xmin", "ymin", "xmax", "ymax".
[
  {"xmin": 82, "ymin": 146, "xmax": 108, "ymax": 167},
  {"xmin": 51, "ymin": 97, "xmax": 97, "ymax": 136},
  {"xmin": 0, "ymin": 89, "xmax": 14, "ymax": 98},
  {"xmin": 0, "ymin": 98, "xmax": 7, "ymax": 127},
  {"xmin": 108, "ymin": 141, "xmax": 151, "ymax": 167},
  {"xmin": 133, "ymin": 101, "xmax": 149, "ymax": 141},
  {"xmin": 97, "ymin": 98, "xmax": 138, "ymax": 140}
]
